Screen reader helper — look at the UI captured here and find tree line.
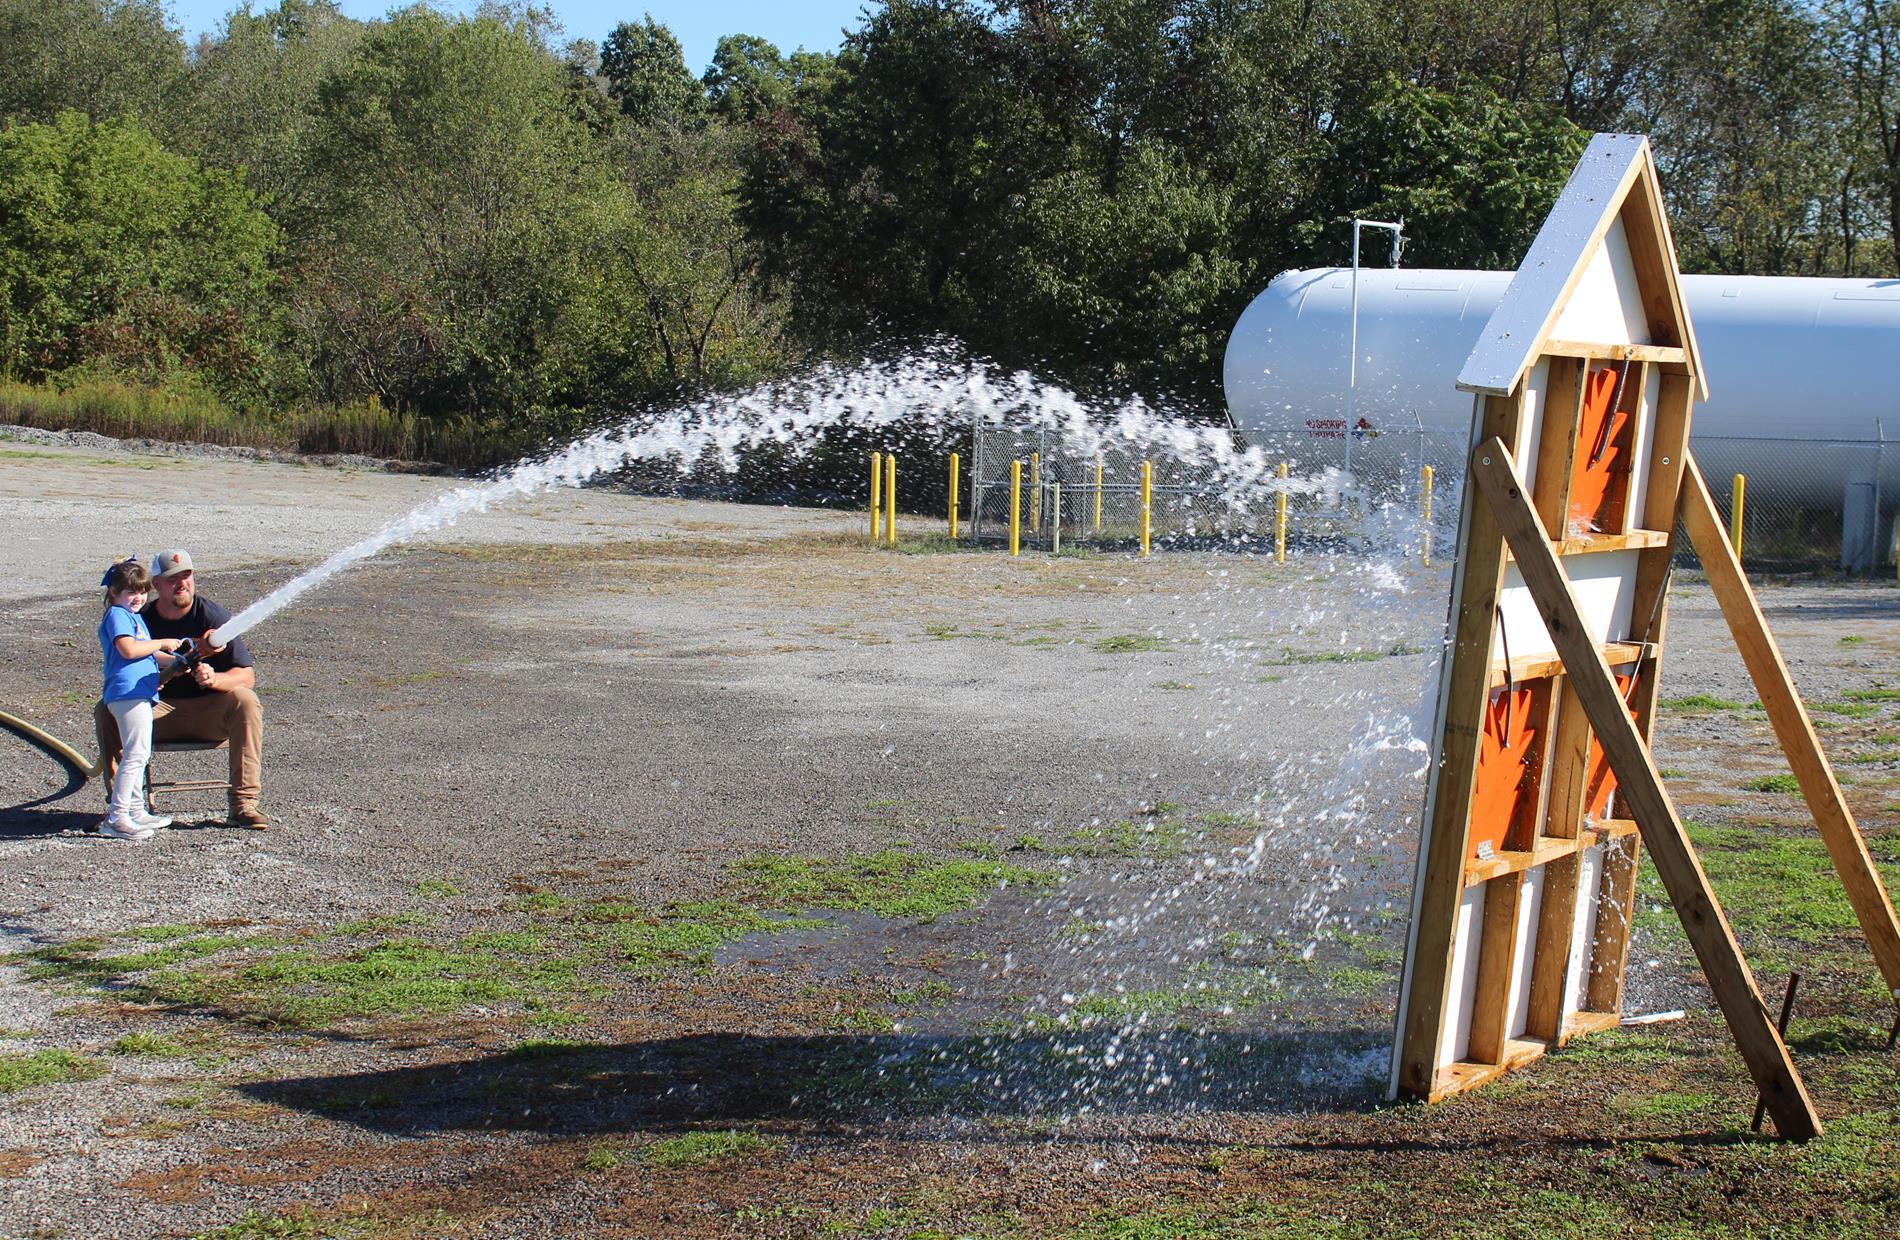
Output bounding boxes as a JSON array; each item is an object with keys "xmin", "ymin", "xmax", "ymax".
[{"xmin": 2, "ymin": 0, "xmax": 1895, "ymax": 462}]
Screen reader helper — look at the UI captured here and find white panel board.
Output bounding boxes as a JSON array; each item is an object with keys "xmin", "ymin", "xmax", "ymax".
[
  {"xmin": 1562, "ymin": 844, "xmax": 1608, "ymax": 1018},
  {"xmin": 1518, "ymin": 358, "xmax": 1552, "ymax": 495},
  {"xmin": 1508, "ymin": 868, "xmax": 1544, "ymax": 1040},
  {"xmin": 1439, "ymin": 885, "xmax": 1486, "ymax": 1067},
  {"xmin": 1627, "ymin": 366, "xmax": 1662, "ymax": 529},
  {"xmin": 1491, "ymin": 549, "xmax": 1640, "ymax": 664},
  {"xmin": 1550, "ymin": 218, "xmax": 1651, "ymax": 346}
]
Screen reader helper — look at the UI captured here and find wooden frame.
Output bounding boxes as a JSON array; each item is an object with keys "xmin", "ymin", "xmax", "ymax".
[{"xmin": 1390, "ymin": 135, "xmax": 1900, "ymax": 1140}]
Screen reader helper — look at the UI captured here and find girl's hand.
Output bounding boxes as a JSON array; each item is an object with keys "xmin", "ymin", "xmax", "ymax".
[{"xmin": 159, "ymin": 638, "xmax": 184, "ymax": 652}]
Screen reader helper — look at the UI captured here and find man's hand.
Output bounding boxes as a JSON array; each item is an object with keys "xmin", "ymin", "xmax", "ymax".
[
  {"xmin": 192, "ymin": 663, "xmax": 219, "ymax": 689},
  {"xmin": 197, "ymin": 628, "xmax": 224, "ymax": 656}
]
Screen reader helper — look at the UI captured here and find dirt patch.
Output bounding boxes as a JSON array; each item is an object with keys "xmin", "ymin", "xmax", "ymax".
[{"xmin": 1, "ymin": 438, "xmax": 1897, "ymax": 1236}]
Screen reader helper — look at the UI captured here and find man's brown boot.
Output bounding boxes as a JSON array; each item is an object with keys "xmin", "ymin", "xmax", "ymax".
[{"xmin": 228, "ymin": 805, "xmax": 271, "ymax": 830}]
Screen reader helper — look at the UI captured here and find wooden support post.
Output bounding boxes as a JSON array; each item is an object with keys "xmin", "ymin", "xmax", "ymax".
[
  {"xmin": 1681, "ymin": 455, "xmax": 1900, "ymax": 997},
  {"xmin": 1395, "ymin": 393, "xmax": 1527, "ymax": 1099},
  {"xmin": 1586, "ymin": 834, "xmax": 1641, "ymax": 1014},
  {"xmin": 1471, "ymin": 437, "xmax": 1821, "ymax": 1141},
  {"xmin": 1469, "ymin": 874, "xmax": 1526, "ymax": 1063},
  {"xmin": 1420, "ymin": 465, "xmax": 1434, "ymax": 566}
]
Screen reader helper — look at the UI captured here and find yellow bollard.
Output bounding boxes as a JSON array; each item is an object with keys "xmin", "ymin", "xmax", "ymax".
[
  {"xmin": 1052, "ymin": 481, "xmax": 1062, "ymax": 555},
  {"xmin": 1093, "ymin": 454, "xmax": 1104, "ymax": 533},
  {"xmin": 948, "ymin": 452, "xmax": 960, "ymax": 539},
  {"xmin": 1029, "ymin": 452, "xmax": 1041, "ymax": 533},
  {"xmin": 1275, "ymin": 461, "xmax": 1289, "ymax": 564},
  {"xmin": 1010, "ymin": 459, "xmax": 1022, "ymax": 556},
  {"xmin": 1420, "ymin": 465, "xmax": 1435, "ymax": 567},
  {"xmin": 870, "ymin": 451, "xmax": 882, "ymax": 542},
  {"xmin": 1140, "ymin": 460, "xmax": 1153, "ymax": 557},
  {"xmin": 885, "ymin": 453, "xmax": 897, "ymax": 548},
  {"xmin": 1730, "ymin": 473, "xmax": 1746, "ymax": 559}
]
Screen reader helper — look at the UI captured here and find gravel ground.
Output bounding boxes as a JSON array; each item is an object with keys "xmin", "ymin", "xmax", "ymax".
[{"xmin": 0, "ymin": 427, "xmax": 1895, "ymax": 1237}]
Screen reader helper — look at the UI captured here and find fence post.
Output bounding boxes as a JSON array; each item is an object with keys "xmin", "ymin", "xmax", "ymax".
[
  {"xmin": 1731, "ymin": 473, "xmax": 1746, "ymax": 559},
  {"xmin": 1093, "ymin": 454, "xmax": 1104, "ymax": 533},
  {"xmin": 948, "ymin": 452, "xmax": 960, "ymax": 539},
  {"xmin": 870, "ymin": 452, "xmax": 882, "ymax": 542},
  {"xmin": 1140, "ymin": 460, "xmax": 1153, "ymax": 557},
  {"xmin": 1030, "ymin": 452, "xmax": 1041, "ymax": 533},
  {"xmin": 885, "ymin": 454, "xmax": 897, "ymax": 548},
  {"xmin": 1275, "ymin": 461, "xmax": 1288, "ymax": 564},
  {"xmin": 1421, "ymin": 465, "xmax": 1435, "ymax": 567},
  {"xmin": 1052, "ymin": 481, "xmax": 1062, "ymax": 555},
  {"xmin": 1010, "ymin": 459, "xmax": 1022, "ymax": 557}
]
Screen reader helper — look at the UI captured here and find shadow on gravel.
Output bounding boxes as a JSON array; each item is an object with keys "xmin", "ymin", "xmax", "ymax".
[
  {"xmin": 0, "ymin": 806, "xmax": 100, "ymax": 835},
  {"xmin": 242, "ymin": 1028, "xmax": 1393, "ymax": 1135}
]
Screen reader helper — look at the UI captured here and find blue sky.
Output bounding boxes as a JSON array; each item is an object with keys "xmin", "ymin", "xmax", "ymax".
[{"xmin": 167, "ymin": 2, "xmax": 876, "ymax": 74}]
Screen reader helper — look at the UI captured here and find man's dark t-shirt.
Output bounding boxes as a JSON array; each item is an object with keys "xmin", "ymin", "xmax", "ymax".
[{"xmin": 141, "ymin": 598, "xmax": 254, "ymax": 701}]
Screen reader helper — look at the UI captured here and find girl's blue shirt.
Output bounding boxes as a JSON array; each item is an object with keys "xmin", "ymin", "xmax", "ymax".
[{"xmin": 100, "ymin": 605, "xmax": 159, "ymax": 703}]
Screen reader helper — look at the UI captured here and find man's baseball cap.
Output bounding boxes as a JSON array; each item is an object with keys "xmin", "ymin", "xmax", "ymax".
[{"xmin": 152, "ymin": 549, "xmax": 194, "ymax": 578}]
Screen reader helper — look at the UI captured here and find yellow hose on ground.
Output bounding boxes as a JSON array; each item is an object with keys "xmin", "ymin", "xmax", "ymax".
[{"xmin": 0, "ymin": 707, "xmax": 102, "ymax": 781}]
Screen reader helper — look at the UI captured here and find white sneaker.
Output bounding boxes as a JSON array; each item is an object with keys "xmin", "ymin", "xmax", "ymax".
[
  {"xmin": 98, "ymin": 817, "xmax": 156, "ymax": 842},
  {"xmin": 131, "ymin": 809, "xmax": 173, "ymax": 830}
]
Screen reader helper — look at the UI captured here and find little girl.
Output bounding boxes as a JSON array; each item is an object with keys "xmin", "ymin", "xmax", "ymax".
[{"xmin": 99, "ymin": 558, "xmax": 183, "ymax": 841}]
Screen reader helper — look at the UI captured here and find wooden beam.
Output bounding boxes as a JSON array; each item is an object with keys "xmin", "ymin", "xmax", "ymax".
[
  {"xmin": 1533, "ymin": 357, "xmax": 1584, "ymax": 537},
  {"xmin": 1470, "ymin": 875, "xmax": 1527, "ymax": 1063},
  {"xmin": 1586, "ymin": 833, "xmax": 1641, "ymax": 1014},
  {"xmin": 1542, "ymin": 340, "xmax": 1687, "ymax": 365},
  {"xmin": 1395, "ymin": 392, "xmax": 1527, "ymax": 1100},
  {"xmin": 1491, "ymin": 641, "xmax": 1644, "ymax": 690},
  {"xmin": 1526, "ymin": 853, "xmax": 1582, "ymax": 1041},
  {"xmin": 1471, "ymin": 437, "xmax": 1822, "ymax": 1141},
  {"xmin": 1681, "ymin": 455, "xmax": 1900, "ymax": 997}
]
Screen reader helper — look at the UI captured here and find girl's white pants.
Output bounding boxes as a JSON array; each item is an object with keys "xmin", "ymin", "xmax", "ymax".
[{"xmin": 106, "ymin": 698, "xmax": 153, "ymax": 822}]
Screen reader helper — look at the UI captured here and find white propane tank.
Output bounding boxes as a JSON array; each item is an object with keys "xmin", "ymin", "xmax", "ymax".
[{"xmin": 1223, "ymin": 268, "xmax": 1900, "ymax": 508}]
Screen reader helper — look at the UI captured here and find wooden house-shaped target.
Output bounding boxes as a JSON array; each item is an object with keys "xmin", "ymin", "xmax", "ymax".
[{"xmin": 1391, "ymin": 134, "xmax": 1900, "ymax": 1141}]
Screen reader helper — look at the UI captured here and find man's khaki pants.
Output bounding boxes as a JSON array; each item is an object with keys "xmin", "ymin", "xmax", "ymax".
[{"xmin": 94, "ymin": 689, "xmax": 263, "ymax": 814}]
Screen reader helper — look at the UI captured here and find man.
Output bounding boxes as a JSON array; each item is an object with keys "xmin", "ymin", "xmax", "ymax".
[{"xmin": 93, "ymin": 550, "xmax": 269, "ymax": 829}]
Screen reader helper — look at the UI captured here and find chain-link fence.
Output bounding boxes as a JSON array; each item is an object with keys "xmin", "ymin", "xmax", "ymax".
[
  {"xmin": 1692, "ymin": 431, "xmax": 1897, "ymax": 572},
  {"xmin": 969, "ymin": 420, "xmax": 1897, "ymax": 572}
]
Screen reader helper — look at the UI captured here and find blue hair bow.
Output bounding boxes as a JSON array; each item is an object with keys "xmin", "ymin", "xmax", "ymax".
[{"xmin": 100, "ymin": 555, "xmax": 139, "ymax": 588}]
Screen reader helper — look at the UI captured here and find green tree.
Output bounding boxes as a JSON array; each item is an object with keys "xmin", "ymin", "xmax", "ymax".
[
  {"xmin": 1002, "ymin": 142, "xmax": 1245, "ymax": 387},
  {"xmin": 0, "ymin": 0, "xmax": 184, "ymax": 127},
  {"xmin": 600, "ymin": 15, "xmax": 705, "ymax": 125},
  {"xmin": 297, "ymin": 8, "xmax": 619, "ymax": 420},
  {"xmin": 1831, "ymin": 0, "xmax": 1900, "ymax": 273},
  {"xmin": 1643, "ymin": 0, "xmax": 1841, "ymax": 274},
  {"xmin": 169, "ymin": 0, "xmax": 366, "ymax": 231},
  {"xmin": 0, "ymin": 111, "xmax": 278, "ymax": 393},
  {"xmin": 1321, "ymin": 75, "xmax": 1587, "ymax": 269}
]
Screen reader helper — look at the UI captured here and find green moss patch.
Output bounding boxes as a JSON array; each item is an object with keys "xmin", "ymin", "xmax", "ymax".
[
  {"xmin": 0, "ymin": 1048, "xmax": 105, "ymax": 1095},
  {"xmin": 729, "ymin": 851, "xmax": 1054, "ymax": 921},
  {"xmin": 1661, "ymin": 693, "xmax": 1746, "ymax": 712},
  {"xmin": 1092, "ymin": 633, "xmax": 1170, "ymax": 654},
  {"xmin": 641, "ymin": 1128, "xmax": 776, "ymax": 1168}
]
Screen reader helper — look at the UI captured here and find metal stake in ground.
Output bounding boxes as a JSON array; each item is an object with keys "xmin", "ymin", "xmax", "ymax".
[{"xmin": 1753, "ymin": 971, "xmax": 1801, "ymax": 1133}]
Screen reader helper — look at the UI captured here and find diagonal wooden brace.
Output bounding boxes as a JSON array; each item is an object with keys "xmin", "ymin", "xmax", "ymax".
[
  {"xmin": 1470, "ymin": 437, "xmax": 1822, "ymax": 1141},
  {"xmin": 1680, "ymin": 455, "xmax": 1900, "ymax": 1004}
]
